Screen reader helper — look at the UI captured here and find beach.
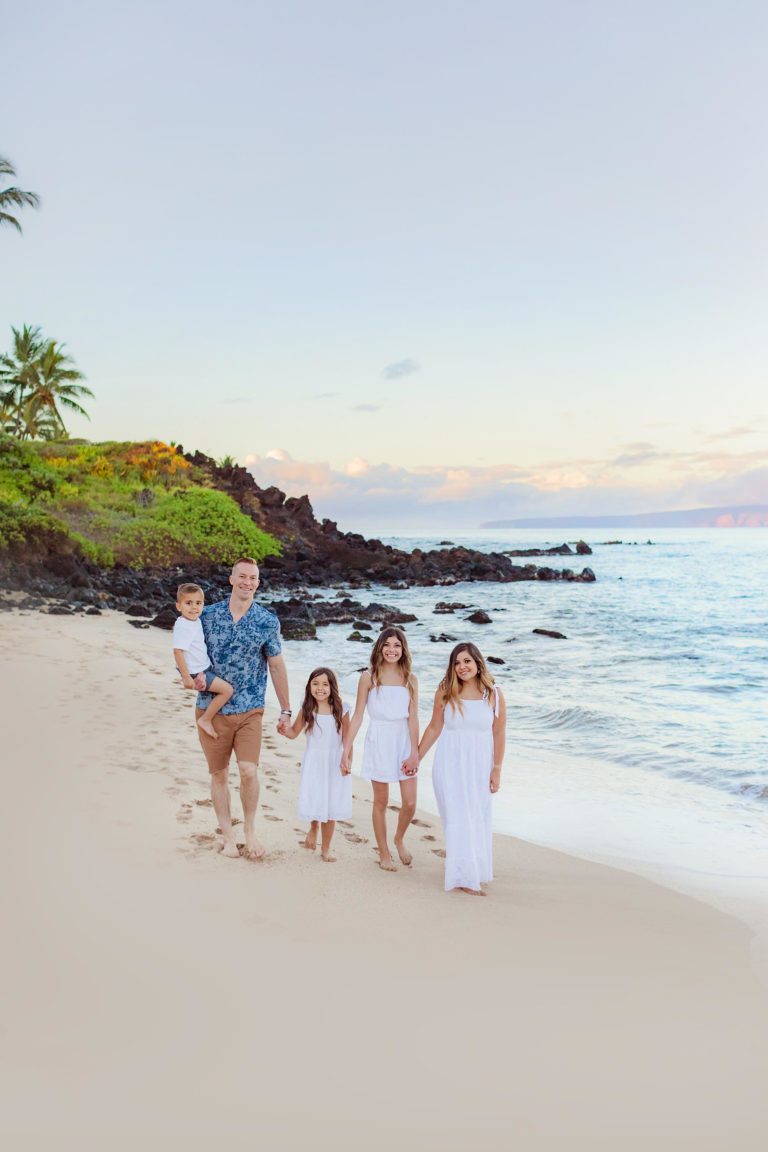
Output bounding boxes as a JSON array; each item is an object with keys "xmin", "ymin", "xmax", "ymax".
[{"xmin": 2, "ymin": 607, "xmax": 768, "ymax": 1151}]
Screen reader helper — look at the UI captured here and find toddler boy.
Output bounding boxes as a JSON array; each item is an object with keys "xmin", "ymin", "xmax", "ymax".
[{"xmin": 172, "ymin": 583, "xmax": 233, "ymax": 739}]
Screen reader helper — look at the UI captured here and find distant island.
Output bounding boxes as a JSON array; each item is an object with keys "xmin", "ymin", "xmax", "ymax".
[{"xmin": 482, "ymin": 505, "xmax": 768, "ymax": 529}]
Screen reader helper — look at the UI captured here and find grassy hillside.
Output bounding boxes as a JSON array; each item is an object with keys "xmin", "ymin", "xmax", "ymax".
[{"xmin": 0, "ymin": 437, "xmax": 281, "ymax": 569}]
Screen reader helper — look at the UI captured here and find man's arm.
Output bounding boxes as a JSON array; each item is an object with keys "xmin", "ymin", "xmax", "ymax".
[{"xmin": 267, "ymin": 653, "xmax": 290, "ymax": 713}]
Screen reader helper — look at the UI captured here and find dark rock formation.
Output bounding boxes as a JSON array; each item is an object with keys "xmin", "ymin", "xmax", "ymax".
[
  {"xmin": 533, "ymin": 628, "xmax": 567, "ymax": 639},
  {"xmin": 487, "ymin": 656, "xmax": 505, "ymax": 665},
  {"xmin": 466, "ymin": 610, "xmax": 492, "ymax": 624}
]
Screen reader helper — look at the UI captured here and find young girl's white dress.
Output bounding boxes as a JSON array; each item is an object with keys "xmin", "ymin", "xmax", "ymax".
[
  {"xmin": 431, "ymin": 689, "xmax": 497, "ymax": 891},
  {"xmin": 297, "ymin": 706, "xmax": 352, "ymax": 823},
  {"xmin": 360, "ymin": 684, "xmax": 412, "ymax": 783}
]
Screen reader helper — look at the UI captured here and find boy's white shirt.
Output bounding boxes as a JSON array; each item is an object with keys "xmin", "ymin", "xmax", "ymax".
[{"xmin": 172, "ymin": 616, "xmax": 211, "ymax": 675}]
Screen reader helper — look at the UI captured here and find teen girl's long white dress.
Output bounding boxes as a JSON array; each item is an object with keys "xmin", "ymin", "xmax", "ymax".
[
  {"xmin": 297, "ymin": 705, "xmax": 352, "ymax": 823},
  {"xmin": 431, "ymin": 689, "xmax": 497, "ymax": 891},
  {"xmin": 360, "ymin": 685, "xmax": 413, "ymax": 783}
]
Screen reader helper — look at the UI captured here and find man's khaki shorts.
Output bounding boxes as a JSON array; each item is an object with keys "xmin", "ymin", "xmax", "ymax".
[{"xmin": 196, "ymin": 707, "xmax": 263, "ymax": 774}]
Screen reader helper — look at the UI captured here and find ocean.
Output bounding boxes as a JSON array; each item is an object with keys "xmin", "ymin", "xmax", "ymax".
[{"xmin": 275, "ymin": 528, "xmax": 768, "ymax": 931}]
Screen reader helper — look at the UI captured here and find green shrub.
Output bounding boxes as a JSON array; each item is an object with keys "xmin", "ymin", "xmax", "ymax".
[
  {"xmin": 0, "ymin": 503, "xmax": 71, "ymax": 556},
  {"xmin": 113, "ymin": 488, "xmax": 280, "ymax": 569}
]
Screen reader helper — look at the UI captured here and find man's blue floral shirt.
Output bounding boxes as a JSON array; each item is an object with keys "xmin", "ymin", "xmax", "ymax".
[{"xmin": 196, "ymin": 599, "xmax": 282, "ymax": 714}]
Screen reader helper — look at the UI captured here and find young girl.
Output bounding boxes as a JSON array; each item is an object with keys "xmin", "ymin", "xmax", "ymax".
[
  {"xmin": 278, "ymin": 667, "xmax": 351, "ymax": 862},
  {"xmin": 418, "ymin": 642, "xmax": 505, "ymax": 896},
  {"xmin": 342, "ymin": 627, "xmax": 420, "ymax": 872}
]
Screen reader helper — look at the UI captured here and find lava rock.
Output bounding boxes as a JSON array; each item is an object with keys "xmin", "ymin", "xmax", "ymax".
[
  {"xmin": 466, "ymin": 610, "xmax": 492, "ymax": 624},
  {"xmin": 487, "ymin": 656, "xmax": 505, "ymax": 665},
  {"xmin": 533, "ymin": 628, "xmax": 566, "ymax": 639}
]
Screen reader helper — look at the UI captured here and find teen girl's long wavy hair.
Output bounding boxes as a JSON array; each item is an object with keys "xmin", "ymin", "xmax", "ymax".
[
  {"xmin": 440, "ymin": 642, "xmax": 496, "ymax": 714},
  {"xmin": 300, "ymin": 667, "xmax": 344, "ymax": 734},
  {"xmin": 369, "ymin": 626, "xmax": 415, "ymax": 696}
]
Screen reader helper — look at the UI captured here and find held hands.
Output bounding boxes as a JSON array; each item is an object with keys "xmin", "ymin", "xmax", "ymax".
[
  {"xmin": 183, "ymin": 674, "xmax": 206, "ymax": 691},
  {"xmin": 340, "ymin": 749, "xmax": 352, "ymax": 776},
  {"xmin": 490, "ymin": 767, "xmax": 501, "ymax": 793},
  {"xmin": 276, "ymin": 717, "xmax": 289, "ymax": 736},
  {"xmin": 402, "ymin": 751, "xmax": 419, "ymax": 777}
]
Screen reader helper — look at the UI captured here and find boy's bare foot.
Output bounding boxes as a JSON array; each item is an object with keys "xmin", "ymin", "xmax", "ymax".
[
  {"xmin": 321, "ymin": 852, "xmax": 337, "ymax": 863},
  {"xmin": 378, "ymin": 855, "xmax": 398, "ymax": 872},
  {"xmin": 394, "ymin": 838, "xmax": 412, "ymax": 866},
  {"xmin": 219, "ymin": 839, "xmax": 240, "ymax": 859},
  {"xmin": 458, "ymin": 886, "xmax": 486, "ymax": 896},
  {"xmin": 302, "ymin": 833, "xmax": 317, "ymax": 851},
  {"xmin": 197, "ymin": 717, "xmax": 219, "ymax": 739}
]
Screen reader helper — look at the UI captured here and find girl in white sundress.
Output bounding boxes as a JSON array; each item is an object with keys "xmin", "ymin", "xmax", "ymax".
[
  {"xmin": 418, "ymin": 642, "xmax": 505, "ymax": 896},
  {"xmin": 278, "ymin": 666, "xmax": 351, "ymax": 863},
  {"xmin": 342, "ymin": 627, "xmax": 420, "ymax": 872}
]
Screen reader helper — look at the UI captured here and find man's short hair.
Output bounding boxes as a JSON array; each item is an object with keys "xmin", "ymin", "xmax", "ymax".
[
  {"xmin": 231, "ymin": 556, "xmax": 259, "ymax": 572},
  {"xmin": 177, "ymin": 582, "xmax": 204, "ymax": 599}
]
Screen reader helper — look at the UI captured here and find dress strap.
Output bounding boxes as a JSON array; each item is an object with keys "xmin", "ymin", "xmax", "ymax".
[{"xmin": 492, "ymin": 684, "xmax": 500, "ymax": 717}]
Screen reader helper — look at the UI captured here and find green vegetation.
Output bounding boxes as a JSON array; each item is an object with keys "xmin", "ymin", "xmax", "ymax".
[
  {"xmin": 1, "ymin": 324, "xmax": 94, "ymax": 439},
  {"xmin": 0, "ymin": 437, "xmax": 280, "ymax": 569},
  {"xmin": 0, "ymin": 156, "xmax": 40, "ymax": 234}
]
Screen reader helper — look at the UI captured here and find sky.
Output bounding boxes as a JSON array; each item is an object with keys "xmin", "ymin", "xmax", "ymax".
[{"xmin": 3, "ymin": 0, "xmax": 768, "ymax": 528}]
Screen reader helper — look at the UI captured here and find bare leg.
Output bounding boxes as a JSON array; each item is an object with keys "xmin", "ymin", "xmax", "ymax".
[
  {"xmin": 320, "ymin": 820, "xmax": 336, "ymax": 862},
  {"xmin": 210, "ymin": 768, "xmax": 239, "ymax": 858},
  {"xmin": 197, "ymin": 677, "xmax": 234, "ymax": 739},
  {"xmin": 238, "ymin": 760, "xmax": 265, "ymax": 859},
  {"xmin": 372, "ymin": 782, "xmax": 396, "ymax": 871},
  {"xmin": 302, "ymin": 821, "xmax": 319, "ymax": 850},
  {"xmin": 394, "ymin": 777, "xmax": 417, "ymax": 866}
]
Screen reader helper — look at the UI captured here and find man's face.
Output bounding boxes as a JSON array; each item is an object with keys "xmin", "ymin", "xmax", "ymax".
[{"xmin": 230, "ymin": 563, "xmax": 260, "ymax": 597}]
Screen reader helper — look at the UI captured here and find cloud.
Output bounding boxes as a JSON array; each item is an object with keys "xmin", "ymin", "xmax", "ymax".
[
  {"xmin": 382, "ymin": 358, "xmax": 420, "ymax": 380},
  {"xmin": 707, "ymin": 426, "xmax": 757, "ymax": 442},
  {"xmin": 314, "ymin": 392, "xmax": 339, "ymax": 400},
  {"xmin": 244, "ymin": 443, "xmax": 768, "ymax": 529},
  {"xmin": 351, "ymin": 403, "xmax": 381, "ymax": 412}
]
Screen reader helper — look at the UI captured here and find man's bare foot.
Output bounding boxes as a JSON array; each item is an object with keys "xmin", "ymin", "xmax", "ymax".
[
  {"xmin": 219, "ymin": 840, "xmax": 240, "ymax": 859},
  {"xmin": 378, "ymin": 855, "xmax": 398, "ymax": 872},
  {"xmin": 244, "ymin": 836, "xmax": 266, "ymax": 861},
  {"xmin": 321, "ymin": 852, "xmax": 337, "ymax": 863},
  {"xmin": 394, "ymin": 838, "xmax": 413, "ymax": 866},
  {"xmin": 458, "ymin": 886, "xmax": 486, "ymax": 896},
  {"xmin": 302, "ymin": 833, "xmax": 317, "ymax": 851},
  {"xmin": 197, "ymin": 717, "xmax": 218, "ymax": 739}
]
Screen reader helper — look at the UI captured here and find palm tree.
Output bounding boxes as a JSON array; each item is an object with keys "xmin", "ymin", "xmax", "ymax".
[
  {"xmin": 0, "ymin": 325, "xmax": 94, "ymax": 438},
  {"xmin": 0, "ymin": 157, "xmax": 40, "ymax": 233},
  {"xmin": 24, "ymin": 340, "xmax": 94, "ymax": 437}
]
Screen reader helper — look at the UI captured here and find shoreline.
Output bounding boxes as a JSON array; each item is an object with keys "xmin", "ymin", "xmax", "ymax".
[{"xmin": 3, "ymin": 609, "xmax": 768, "ymax": 1148}]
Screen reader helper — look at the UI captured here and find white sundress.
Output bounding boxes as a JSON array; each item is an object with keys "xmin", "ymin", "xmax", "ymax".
[
  {"xmin": 431, "ymin": 688, "xmax": 498, "ymax": 892},
  {"xmin": 360, "ymin": 684, "xmax": 413, "ymax": 783},
  {"xmin": 297, "ymin": 706, "xmax": 352, "ymax": 823}
]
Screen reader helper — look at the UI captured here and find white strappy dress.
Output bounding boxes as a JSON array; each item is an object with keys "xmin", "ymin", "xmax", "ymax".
[
  {"xmin": 360, "ymin": 685, "xmax": 413, "ymax": 783},
  {"xmin": 431, "ymin": 689, "xmax": 497, "ymax": 891},
  {"xmin": 297, "ymin": 705, "xmax": 352, "ymax": 823}
]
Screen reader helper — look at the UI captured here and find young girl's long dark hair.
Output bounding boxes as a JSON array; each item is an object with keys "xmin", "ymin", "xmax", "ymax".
[
  {"xmin": 369, "ymin": 626, "xmax": 415, "ymax": 696},
  {"xmin": 300, "ymin": 667, "xmax": 344, "ymax": 733}
]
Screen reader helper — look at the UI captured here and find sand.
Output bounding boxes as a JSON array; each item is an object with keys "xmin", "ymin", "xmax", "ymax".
[{"xmin": 1, "ymin": 607, "xmax": 767, "ymax": 1152}]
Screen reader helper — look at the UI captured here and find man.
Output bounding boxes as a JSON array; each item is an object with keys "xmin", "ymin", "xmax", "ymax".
[{"xmin": 196, "ymin": 556, "xmax": 291, "ymax": 859}]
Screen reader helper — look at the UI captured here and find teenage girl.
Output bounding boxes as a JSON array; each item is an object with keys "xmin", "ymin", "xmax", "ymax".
[
  {"xmin": 278, "ymin": 666, "xmax": 351, "ymax": 863},
  {"xmin": 341, "ymin": 627, "xmax": 419, "ymax": 872}
]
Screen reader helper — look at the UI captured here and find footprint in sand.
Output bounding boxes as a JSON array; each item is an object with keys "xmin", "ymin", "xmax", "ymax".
[
  {"xmin": 176, "ymin": 809, "xmax": 193, "ymax": 823},
  {"xmin": 387, "ymin": 805, "xmax": 401, "ymax": 812},
  {"xmin": 192, "ymin": 833, "xmax": 216, "ymax": 847},
  {"xmin": 262, "ymin": 804, "xmax": 273, "ymax": 811},
  {"xmin": 421, "ymin": 834, "xmax": 437, "ymax": 842},
  {"xmin": 344, "ymin": 832, "xmax": 368, "ymax": 844},
  {"xmin": 195, "ymin": 798, "xmax": 213, "ymax": 807},
  {"xmin": 431, "ymin": 848, "xmax": 446, "ymax": 858},
  {"xmin": 412, "ymin": 819, "xmax": 432, "ymax": 828},
  {"xmin": 264, "ymin": 814, "xmax": 282, "ymax": 822},
  {"xmin": 214, "ymin": 819, "xmax": 242, "ymax": 832},
  {"xmin": 337, "ymin": 820, "xmax": 354, "ymax": 828}
]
